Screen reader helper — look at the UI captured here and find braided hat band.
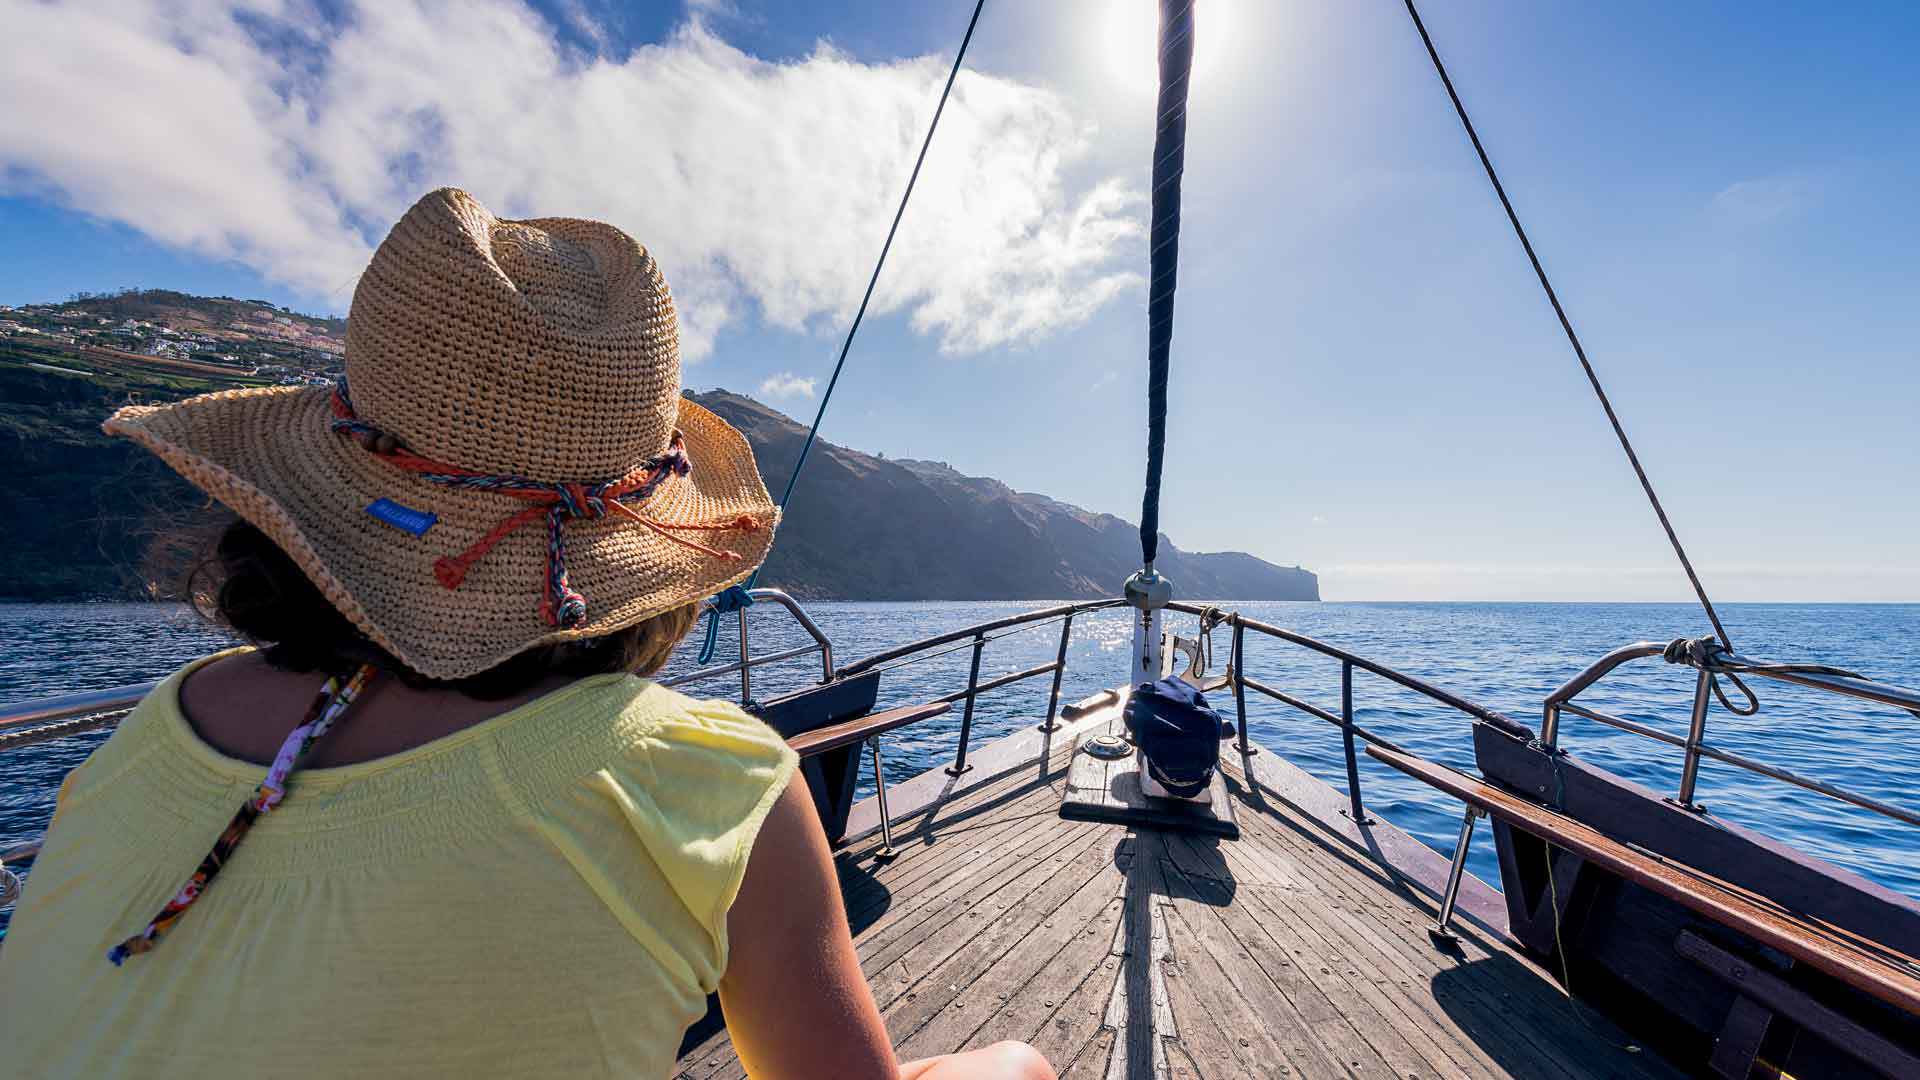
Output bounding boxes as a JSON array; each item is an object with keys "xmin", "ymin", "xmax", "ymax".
[
  {"xmin": 104, "ymin": 188, "xmax": 779, "ymax": 678},
  {"xmin": 328, "ymin": 378, "xmax": 760, "ymax": 629}
]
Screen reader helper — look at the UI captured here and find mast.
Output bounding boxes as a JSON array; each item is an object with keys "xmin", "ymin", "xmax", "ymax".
[{"xmin": 1126, "ymin": 0, "xmax": 1195, "ymax": 687}]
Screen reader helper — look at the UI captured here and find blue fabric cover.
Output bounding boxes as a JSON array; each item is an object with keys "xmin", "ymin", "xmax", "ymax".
[{"xmin": 1124, "ymin": 677, "xmax": 1229, "ymax": 798}]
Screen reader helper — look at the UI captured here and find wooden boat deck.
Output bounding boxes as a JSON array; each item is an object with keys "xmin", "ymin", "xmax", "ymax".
[{"xmin": 677, "ymin": 737, "xmax": 1681, "ymax": 1079}]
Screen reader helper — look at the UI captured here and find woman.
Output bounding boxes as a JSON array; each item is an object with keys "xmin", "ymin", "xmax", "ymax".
[{"xmin": 0, "ymin": 189, "xmax": 1053, "ymax": 1080}]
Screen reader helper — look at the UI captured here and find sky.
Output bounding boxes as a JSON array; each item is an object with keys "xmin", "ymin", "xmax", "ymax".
[{"xmin": 3, "ymin": 0, "xmax": 1918, "ymax": 602}]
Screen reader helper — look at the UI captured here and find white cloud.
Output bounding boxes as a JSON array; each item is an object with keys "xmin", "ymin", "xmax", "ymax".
[
  {"xmin": 757, "ymin": 371, "xmax": 816, "ymax": 400},
  {"xmin": 0, "ymin": 0, "xmax": 1141, "ymax": 359},
  {"xmin": 1708, "ymin": 174, "xmax": 1815, "ymax": 228}
]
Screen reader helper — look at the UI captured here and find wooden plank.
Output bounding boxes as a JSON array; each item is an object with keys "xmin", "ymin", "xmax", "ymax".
[
  {"xmin": 1220, "ymin": 777, "xmax": 1675, "ymax": 1080},
  {"xmin": 1176, "ymin": 834, "xmax": 1500, "ymax": 1080},
  {"xmin": 1058, "ymin": 1028, "xmax": 1118, "ymax": 1080},
  {"xmin": 1369, "ymin": 744, "xmax": 1920, "ymax": 1016},
  {"xmin": 1022, "ymin": 919, "xmax": 1129, "ymax": 1074},
  {"xmin": 953, "ymin": 862, "xmax": 1130, "ymax": 1058},
  {"xmin": 879, "ymin": 838, "xmax": 1124, "ymax": 1043},
  {"xmin": 836, "ymin": 749, "xmax": 1076, "ymax": 910},
  {"xmin": 1230, "ymin": 864, "xmax": 1546, "ymax": 1080},
  {"xmin": 839, "ymin": 686, "xmax": 1128, "ymax": 846},
  {"xmin": 695, "ymin": 836, "xmax": 1120, "ymax": 1080},
  {"xmin": 788, "ymin": 700, "xmax": 952, "ymax": 757},
  {"xmin": 843, "ymin": 779, "xmax": 1083, "ymax": 941},
  {"xmin": 1104, "ymin": 831, "xmax": 1178, "ymax": 1080},
  {"xmin": 684, "ymin": 766, "xmax": 1076, "ymax": 1080},
  {"xmin": 1223, "ymin": 792, "xmax": 1673, "ymax": 1080},
  {"xmin": 856, "ymin": 819, "xmax": 1099, "ymax": 975},
  {"xmin": 890, "ymin": 860, "xmax": 1126, "ymax": 1061},
  {"xmin": 1227, "ymin": 751, "xmax": 1513, "ymax": 943},
  {"xmin": 863, "ymin": 823, "xmax": 1108, "ymax": 989},
  {"xmin": 687, "ymin": 713, "xmax": 1711, "ymax": 1080},
  {"xmin": 839, "ymin": 777, "xmax": 1058, "ymax": 910},
  {"xmin": 1151, "ymin": 852, "xmax": 1356, "ymax": 1078}
]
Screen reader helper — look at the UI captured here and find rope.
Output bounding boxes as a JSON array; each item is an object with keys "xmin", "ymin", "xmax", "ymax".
[
  {"xmin": 1662, "ymin": 635, "xmax": 1920, "ymax": 721},
  {"xmin": 1401, "ymin": 0, "xmax": 1733, "ymax": 651},
  {"xmin": 697, "ymin": 0, "xmax": 988, "ymax": 663},
  {"xmin": 1139, "ymin": 0, "xmax": 1196, "ymax": 573}
]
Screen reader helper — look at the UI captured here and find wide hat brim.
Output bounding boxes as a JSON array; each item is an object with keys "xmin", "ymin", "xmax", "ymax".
[{"xmin": 106, "ymin": 386, "xmax": 777, "ymax": 680}]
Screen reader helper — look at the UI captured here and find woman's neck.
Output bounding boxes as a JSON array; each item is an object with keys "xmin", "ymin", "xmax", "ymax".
[{"xmin": 179, "ymin": 650, "xmax": 586, "ymax": 768}]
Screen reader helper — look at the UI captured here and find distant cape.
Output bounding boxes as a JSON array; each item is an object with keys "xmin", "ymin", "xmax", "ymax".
[{"xmin": 695, "ymin": 391, "xmax": 1318, "ymax": 602}]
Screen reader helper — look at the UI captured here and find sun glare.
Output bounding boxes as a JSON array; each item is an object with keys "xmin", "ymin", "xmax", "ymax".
[{"xmin": 1100, "ymin": 0, "xmax": 1229, "ymax": 92}]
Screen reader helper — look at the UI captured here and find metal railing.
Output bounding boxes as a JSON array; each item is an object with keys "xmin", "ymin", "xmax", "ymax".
[
  {"xmin": 1542, "ymin": 640, "xmax": 1920, "ymax": 830},
  {"xmin": 838, "ymin": 598, "xmax": 1127, "ymax": 776},
  {"xmin": 666, "ymin": 588, "xmax": 835, "ymax": 702},
  {"xmin": 1165, "ymin": 601, "xmax": 1531, "ymax": 826}
]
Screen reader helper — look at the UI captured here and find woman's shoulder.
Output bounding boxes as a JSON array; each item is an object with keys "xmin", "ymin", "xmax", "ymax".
[
  {"xmin": 513, "ymin": 678, "xmax": 800, "ymax": 978},
  {"xmin": 517, "ymin": 675, "xmax": 791, "ymax": 759},
  {"xmin": 501, "ymin": 676, "xmax": 798, "ymax": 818}
]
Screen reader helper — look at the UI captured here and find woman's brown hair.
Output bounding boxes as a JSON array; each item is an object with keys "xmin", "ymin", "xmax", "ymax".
[{"xmin": 175, "ymin": 519, "xmax": 700, "ymax": 699}]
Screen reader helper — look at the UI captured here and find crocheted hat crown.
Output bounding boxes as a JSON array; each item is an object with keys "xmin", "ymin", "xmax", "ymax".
[{"xmin": 345, "ymin": 189, "xmax": 683, "ymax": 482}]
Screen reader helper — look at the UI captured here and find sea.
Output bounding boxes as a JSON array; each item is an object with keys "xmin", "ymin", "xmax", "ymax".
[{"xmin": 4, "ymin": 601, "xmax": 1918, "ymax": 935}]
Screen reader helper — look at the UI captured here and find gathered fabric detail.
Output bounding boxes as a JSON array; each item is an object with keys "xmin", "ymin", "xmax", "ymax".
[{"xmin": 106, "ymin": 663, "xmax": 378, "ymax": 966}]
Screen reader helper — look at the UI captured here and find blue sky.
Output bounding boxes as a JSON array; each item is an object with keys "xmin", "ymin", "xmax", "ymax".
[{"xmin": 4, "ymin": 1, "xmax": 1917, "ymax": 601}]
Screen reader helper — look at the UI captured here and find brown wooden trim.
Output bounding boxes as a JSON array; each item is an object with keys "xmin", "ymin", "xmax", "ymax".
[
  {"xmin": 1677, "ymin": 930, "xmax": 1918, "ymax": 1079},
  {"xmin": 1370, "ymin": 744, "xmax": 1920, "ymax": 1016},
  {"xmin": 786, "ymin": 701, "xmax": 951, "ymax": 758}
]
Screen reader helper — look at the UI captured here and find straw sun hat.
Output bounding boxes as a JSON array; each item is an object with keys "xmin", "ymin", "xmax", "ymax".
[{"xmin": 106, "ymin": 188, "xmax": 777, "ymax": 680}]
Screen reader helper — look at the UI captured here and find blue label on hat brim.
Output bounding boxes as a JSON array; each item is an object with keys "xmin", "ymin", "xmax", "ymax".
[{"xmin": 366, "ymin": 498, "xmax": 438, "ymax": 536}]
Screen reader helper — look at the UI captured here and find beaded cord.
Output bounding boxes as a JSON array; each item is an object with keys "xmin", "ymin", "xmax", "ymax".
[
  {"xmin": 108, "ymin": 664, "xmax": 378, "ymax": 966},
  {"xmin": 330, "ymin": 379, "xmax": 760, "ymax": 628}
]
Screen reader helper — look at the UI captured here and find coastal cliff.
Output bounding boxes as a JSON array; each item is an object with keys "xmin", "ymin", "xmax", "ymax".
[
  {"xmin": 0, "ymin": 348, "xmax": 1316, "ymax": 602},
  {"xmin": 695, "ymin": 391, "xmax": 1318, "ymax": 601}
]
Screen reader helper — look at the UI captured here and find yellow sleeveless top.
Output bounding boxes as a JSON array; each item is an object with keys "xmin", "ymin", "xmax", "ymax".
[{"xmin": 0, "ymin": 651, "xmax": 798, "ymax": 1079}]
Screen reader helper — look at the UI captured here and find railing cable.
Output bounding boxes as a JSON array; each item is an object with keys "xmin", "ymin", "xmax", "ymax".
[
  {"xmin": 697, "ymin": 0, "xmax": 988, "ymax": 662},
  {"xmin": 1401, "ymin": 0, "xmax": 1733, "ymax": 650}
]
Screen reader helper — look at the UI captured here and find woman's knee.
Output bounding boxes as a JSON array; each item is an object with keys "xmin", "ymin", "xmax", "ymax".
[{"xmin": 979, "ymin": 1040, "xmax": 1055, "ymax": 1080}]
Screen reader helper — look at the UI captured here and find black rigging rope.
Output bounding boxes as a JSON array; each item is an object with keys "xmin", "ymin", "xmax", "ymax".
[
  {"xmin": 696, "ymin": 0, "xmax": 986, "ymax": 664},
  {"xmin": 1401, "ymin": 0, "xmax": 1734, "ymax": 651},
  {"xmin": 1140, "ymin": 0, "xmax": 1196, "ymax": 573}
]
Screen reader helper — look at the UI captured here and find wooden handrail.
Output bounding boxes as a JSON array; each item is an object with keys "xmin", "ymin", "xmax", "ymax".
[
  {"xmin": 787, "ymin": 701, "xmax": 951, "ymax": 759},
  {"xmin": 1368, "ymin": 744, "xmax": 1920, "ymax": 1016}
]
